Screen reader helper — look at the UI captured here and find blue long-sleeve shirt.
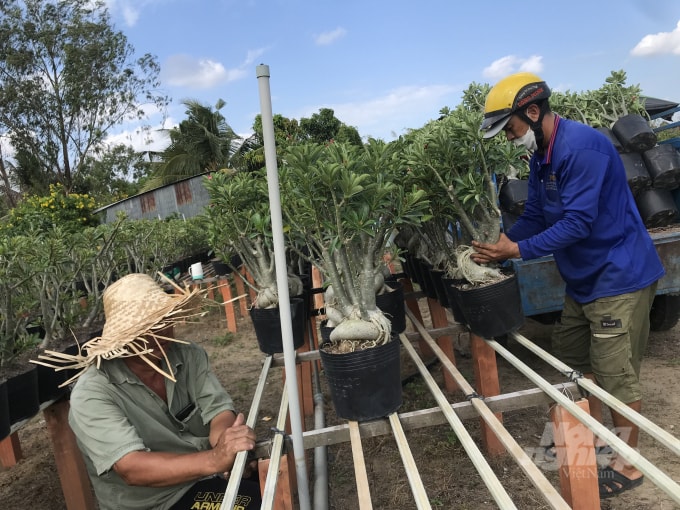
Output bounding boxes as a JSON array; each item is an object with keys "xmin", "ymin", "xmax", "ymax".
[{"xmin": 507, "ymin": 115, "xmax": 664, "ymax": 303}]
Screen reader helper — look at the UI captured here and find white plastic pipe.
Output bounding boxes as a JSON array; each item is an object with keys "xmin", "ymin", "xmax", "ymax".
[
  {"xmin": 489, "ymin": 338, "xmax": 680, "ymax": 504},
  {"xmin": 255, "ymin": 64, "xmax": 311, "ymax": 510},
  {"xmin": 510, "ymin": 331, "xmax": 680, "ymax": 457}
]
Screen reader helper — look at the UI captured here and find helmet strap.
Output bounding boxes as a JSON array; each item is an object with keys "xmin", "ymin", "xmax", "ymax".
[{"xmin": 516, "ymin": 102, "xmax": 549, "ymax": 154}]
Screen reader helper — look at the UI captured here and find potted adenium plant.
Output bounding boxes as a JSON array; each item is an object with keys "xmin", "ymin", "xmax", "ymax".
[
  {"xmin": 279, "ymin": 139, "xmax": 430, "ymax": 421},
  {"xmin": 401, "ymin": 84, "xmax": 528, "ymax": 337},
  {"xmin": 202, "ymin": 168, "xmax": 305, "ymax": 354}
]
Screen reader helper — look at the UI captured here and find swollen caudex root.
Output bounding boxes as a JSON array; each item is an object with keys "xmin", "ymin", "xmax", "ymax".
[
  {"xmin": 327, "ymin": 309, "xmax": 392, "ymax": 354},
  {"xmin": 456, "ymin": 245, "xmax": 503, "ymax": 285},
  {"xmin": 253, "ymin": 274, "xmax": 304, "ymax": 309},
  {"xmin": 255, "ymin": 287, "xmax": 278, "ymax": 309}
]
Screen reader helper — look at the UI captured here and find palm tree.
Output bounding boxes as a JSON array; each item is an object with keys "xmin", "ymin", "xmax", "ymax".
[{"xmin": 142, "ymin": 99, "xmax": 241, "ymax": 191}]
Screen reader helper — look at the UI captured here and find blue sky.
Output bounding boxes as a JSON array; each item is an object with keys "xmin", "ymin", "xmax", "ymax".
[{"xmin": 103, "ymin": 0, "xmax": 680, "ymax": 152}]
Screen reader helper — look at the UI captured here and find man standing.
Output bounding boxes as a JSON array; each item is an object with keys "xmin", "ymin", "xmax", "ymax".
[{"xmin": 473, "ymin": 72, "xmax": 664, "ymax": 498}]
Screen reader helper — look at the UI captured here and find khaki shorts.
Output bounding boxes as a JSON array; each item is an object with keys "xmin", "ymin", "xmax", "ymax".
[{"xmin": 551, "ymin": 282, "xmax": 657, "ymax": 404}]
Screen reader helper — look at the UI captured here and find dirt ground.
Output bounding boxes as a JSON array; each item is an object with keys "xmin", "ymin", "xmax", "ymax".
[{"xmin": 1, "ymin": 296, "xmax": 680, "ymax": 509}]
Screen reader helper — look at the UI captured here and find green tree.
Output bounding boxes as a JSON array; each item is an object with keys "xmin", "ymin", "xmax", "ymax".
[
  {"xmin": 73, "ymin": 144, "xmax": 148, "ymax": 203},
  {"xmin": 233, "ymin": 114, "xmax": 303, "ymax": 172},
  {"xmin": 0, "ymin": 0, "xmax": 168, "ymax": 192},
  {"xmin": 299, "ymin": 108, "xmax": 362, "ymax": 145},
  {"xmin": 234, "ymin": 109, "xmax": 363, "ymax": 173},
  {"xmin": 143, "ymin": 99, "xmax": 239, "ymax": 190}
]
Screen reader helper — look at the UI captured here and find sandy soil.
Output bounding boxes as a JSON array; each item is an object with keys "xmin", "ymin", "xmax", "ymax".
[{"xmin": 1, "ymin": 298, "xmax": 679, "ymax": 509}]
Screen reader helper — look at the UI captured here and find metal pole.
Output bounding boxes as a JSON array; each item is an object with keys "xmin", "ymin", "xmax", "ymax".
[{"xmin": 256, "ymin": 63, "xmax": 311, "ymax": 510}]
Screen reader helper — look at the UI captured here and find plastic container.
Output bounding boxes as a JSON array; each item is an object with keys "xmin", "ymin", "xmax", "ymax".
[
  {"xmin": 250, "ymin": 298, "xmax": 305, "ymax": 355},
  {"xmin": 455, "ymin": 273, "xmax": 524, "ymax": 338},
  {"xmin": 320, "ymin": 337, "xmax": 402, "ymax": 421},
  {"xmin": 376, "ymin": 280, "xmax": 406, "ymax": 334}
]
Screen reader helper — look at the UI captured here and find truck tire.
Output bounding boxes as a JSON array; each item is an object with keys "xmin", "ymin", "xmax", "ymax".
[
  {"xmin": 649, "ymin": 294, "xmax": 680, "ymax": 332},
  {"xmin": 530, "ymin": 311, "xmax": 562, "ymax": 325}
]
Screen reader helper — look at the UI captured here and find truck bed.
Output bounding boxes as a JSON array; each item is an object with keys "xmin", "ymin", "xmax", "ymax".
[{"xmin": 508, "ymin": 225, "xmax": 680, "ymax": 316}]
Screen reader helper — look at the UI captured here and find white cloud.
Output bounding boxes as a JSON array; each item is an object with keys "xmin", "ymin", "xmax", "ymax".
[
  {"xmin": 631, "ymin": 20, "xmax": 680, "ymax": 56},
  {"xmin": 305, "ymin": 84, "xmax": 459, "ymax": 140},
  {"xmin": 105, "ymin": 116, "xmax": 175, "ymax": 153},
  {"xmin": 100, "ymin": 0, "xmax": 142, "ymax": 26},
  {"xmin": 483, "ymin": 55, "xmax": 544, "ymax": 81},
  {"xmin": 161, "ymin": 48, "xmax": 267, "ymax": 90},
  {"xmin": 162, "ymin": 55, "xmax": 231, "ymax": 89},
  {"xmin": 314, "ymin": 27, "xmax": 347, "ymax": 46}
]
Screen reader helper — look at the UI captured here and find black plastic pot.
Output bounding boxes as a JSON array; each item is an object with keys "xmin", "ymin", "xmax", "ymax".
[
  {"xmin": 619, "ymin": 152, "xmax": 651, "ymax": 197},
  {"xmin": 405, "ymin": 254, "xmax": 421, "ymax": 285},
  {"xmin": 0, "ymin": 379, "xmax": 10, "ymax": 441},
  {"xmin": 250, "ymin": 298, "xmax": 306, "ymax": 355},
  {"xmin": 376, "ymin": 280, "xmax": 406, "ymax": 334},
  {"xmin": 7, "ymin": 365, "xmax": 40, "ymax": 425},
  {"xmin": 297, "ymin": 273, "xmax": 312, "ymax": 324},
  {"xmin": 595, "ymin": 126, "xmax": 624, "ymax": 152},
  {"xmin": 36, "ymin": 363, "xmax": 68, "ymax": 404},
  {"xmin": 499, "ymin": 179, "xmax": 529, "ymax": 215},
  {"xmin": 643, "ymin": 144, "xmax": 680, "ymax": 190},
  {"xmin": 612, "ymin": 114, "xmax": 658, "ymax": 153},
  {"xmin": 636, "ymin": 188, "xmax": 679, "ymax": 228},
  {"xmin": 455, "ymin": 273, "xmax": 525, "ymax": 338},
  {"xmin": 320, "ymin": 337, "xmax": 402, "ymax": 421},
  {"xmin": 416, "ymin": 259, "xmax": 438, "ymax": 300},
  {"xmin": 428, "ymin": 269, "xmax": 449, "ymax": 308},
  {"xmin": 211, "ymin": 259, "xmax": 233, "ymax": 276},
  {"xmin": 502, "ymin": 211, "xmax": 520, "ymax": 233},
  {"xmin": 441, "ymin": 277, "xmax": 467, "ymax": 324}
]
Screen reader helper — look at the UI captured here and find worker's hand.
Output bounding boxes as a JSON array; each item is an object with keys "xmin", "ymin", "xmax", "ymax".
[
  {"xmin": 471, "ymin": 234, "xmax": 521, "ymax": 264},
  {"xmin": 210, "ymin": 412, "xmax": 257, "ymax": 476}
]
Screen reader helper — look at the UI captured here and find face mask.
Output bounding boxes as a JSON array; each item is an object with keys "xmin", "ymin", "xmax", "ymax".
[{"xmin": 513, "ymin": 126, "xmax": 538, "ymax": 152}]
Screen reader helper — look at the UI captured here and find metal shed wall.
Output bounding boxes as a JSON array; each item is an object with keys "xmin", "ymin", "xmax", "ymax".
[{"xmin": 99, "ymin": 173, "xmax": 212, "ymax": 224}]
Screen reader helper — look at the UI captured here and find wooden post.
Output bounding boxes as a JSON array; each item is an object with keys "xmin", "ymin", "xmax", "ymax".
[
  {"xmin": 0, "ymin": 432, "xmax": 22, "ymax": 468},
  {"xmin": 219, "ymin": 279, "xmax": 238, "ymax": 333},
  {"xmin": 243, "ymin": 266, "xmax": 258, "ymax": 304},
  {"xmin": 311, "ymin": 267, "xmax": 325, "ymax": 373},
  {"xmin": 399, "ymin": 276, "xmax": 430, "ymax": 357},
  {"xmin": 470, "ymin": 333, "xmax": 504, "ymax": 456},
  {"xmin": 297, "ymin": 328, "xmax": 314, "ymax": 419},
  {"xmin": 43, "ymin": 400, "xmax": 96, "ymax": 510},
  {"xmin": 426, "ymin": 298, "xmax": 457, "ymax": 393},
  {"xmin": 205, "ymin": 280, "xmax": 215, "ymax": 300},
  {"xmin": 258, "ymin": 455, "xmax": 294, "ymax": 510},
  {"xmin": 550, "ymin": 399, "xmax": 599, "ymax": 509},
  {"xmin": 233, "ymin": 272, "xmax": 249, "ymax": 318}
]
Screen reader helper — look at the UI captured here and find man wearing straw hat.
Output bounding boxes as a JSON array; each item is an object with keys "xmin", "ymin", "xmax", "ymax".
[{"xmin": 35, "ymin": 273, "xmax": 261, "ymax": 509}]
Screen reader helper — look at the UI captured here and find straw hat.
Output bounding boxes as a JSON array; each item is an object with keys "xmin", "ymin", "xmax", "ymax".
[{"xmin": 32, "ymin": 273, "xmax": 207, "ymax": 386}]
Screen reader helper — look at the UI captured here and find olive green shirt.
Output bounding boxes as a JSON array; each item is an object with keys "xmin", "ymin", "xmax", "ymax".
[{"xmin": 68, "ymin": 342, "xmax": 235, "ymax": 510}]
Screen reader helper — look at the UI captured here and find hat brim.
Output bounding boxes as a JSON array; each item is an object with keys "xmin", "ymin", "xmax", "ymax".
[
  {"xmin": 31, "ymin": 273, "xmax": 207, "ymax": 386},
  {"xmin": 481, "ymin": 113, "xmax": 511, "ymax": 139}
]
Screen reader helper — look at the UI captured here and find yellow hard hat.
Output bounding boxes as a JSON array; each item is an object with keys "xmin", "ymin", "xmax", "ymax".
[{"xmin": 480, "ymin": 72, "xmax": 551, "ymax": 138}]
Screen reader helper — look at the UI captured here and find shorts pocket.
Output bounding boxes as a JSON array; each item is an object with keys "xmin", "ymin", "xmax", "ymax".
[{"xmin": 590, "ymin": 333, "xmax": 630, "ymax": 377}]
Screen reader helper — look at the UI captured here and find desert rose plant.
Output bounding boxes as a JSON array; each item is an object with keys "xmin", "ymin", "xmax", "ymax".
[
  {"xmin": 402, "ymin": 83, "xmax": 527, "ymax": 284},
  {"xmin": 203, "ymin": 169, "xmax": 302, "ymax": 309},
  {"xmin": 280, "ymin": 139, "xmax": 430, "ymax": 351}
]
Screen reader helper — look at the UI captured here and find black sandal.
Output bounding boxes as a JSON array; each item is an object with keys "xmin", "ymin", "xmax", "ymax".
[
  {"xmin": 598, "ymin": 466, "xmax": 644, "ymax": 498},
  {"xmin": 544, "ymin": 442, "xmax": 613, "ymax": 459}
]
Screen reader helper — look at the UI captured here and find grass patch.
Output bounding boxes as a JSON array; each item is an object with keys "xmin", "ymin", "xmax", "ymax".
[{"xmin": 212, "ymin": 331, "xmax": 235, "ymax": 347}]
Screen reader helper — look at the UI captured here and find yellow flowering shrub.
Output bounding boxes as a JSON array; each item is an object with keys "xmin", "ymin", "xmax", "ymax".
[{"xmin": 0, "ymin": 184, "xmax": 99, "ymax": 235}]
